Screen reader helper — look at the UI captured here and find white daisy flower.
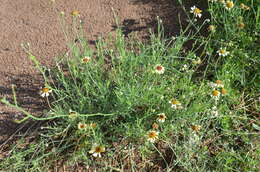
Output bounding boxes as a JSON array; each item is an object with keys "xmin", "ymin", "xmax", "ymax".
[
  {"xmin": 40, "ymin": 87, "xmax": 52, "ymax": 97},
  {"xmin": 147, "ymin": 130, "xmax": 159, "ymax": 143},
  {"xmin": 81, "ymin": 56, "xmax": 91, "ymax": 64},
  {"xmin": 217, "ymin": 48, "xmax": 230, "ymax": 57},
  {"xmin": 225, "ymin": 1, "xmax": 234, "ymax": 10},
  {"xmin": 157, "ymin": 113, "xmax": 167, "ymax": 123},
  {"xmin": 169, "ymin": 99, "xmax": 183, "ymax": 109},
  {"xmin": 190, "ymin": 6, "xmax": 202, "ymax": 18},
  {"xmin": 89, "ymin": 144, "xmax": 105, "ymax": 157},
  {"xmin": 211, "ymin": 90, "xmax": 220, "ymax": 100},
  {"xmin": 154, "ymin": 64, "xmax": 165, "ymax": 74}
]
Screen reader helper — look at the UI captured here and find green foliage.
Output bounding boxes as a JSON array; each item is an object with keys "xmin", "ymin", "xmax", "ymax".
[{"xmin": 1, "ymin": 0, "xmax": 259, "ymax": 171}]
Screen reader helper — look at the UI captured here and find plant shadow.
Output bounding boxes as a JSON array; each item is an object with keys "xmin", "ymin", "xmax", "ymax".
[{"xmin": 0, "ymin": 72, "xmax": 47, "ymax": 146}]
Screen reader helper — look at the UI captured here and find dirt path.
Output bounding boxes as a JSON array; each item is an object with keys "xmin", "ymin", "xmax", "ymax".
[{"xmin": 0, "ymin": 0, "xmax": 180, "ymax": 144}]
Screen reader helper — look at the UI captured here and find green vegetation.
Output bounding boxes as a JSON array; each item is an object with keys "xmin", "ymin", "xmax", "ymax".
[{"xmin": 1, "ymin": 0, "xmax": 259, "ymax": 171}]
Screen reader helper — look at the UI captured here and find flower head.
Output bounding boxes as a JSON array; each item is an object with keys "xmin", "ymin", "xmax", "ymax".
[
  {"xmin": 192, "ymin": 58, "xmax": 202, "ymax": 65},
  {"xmin": 157, "ymin": 113, "xmax": 167, "ymax": 123},
  {"xmin": 90, "ymin": 123, "xmax": 97, "ymax": 128},
  {"xmin": 40, "ymin": 87, "xmax": 52, "ymax": 97},
  {"xmin": 147, "ymin": 130, "xmax": 159, "ymax": 143},
  {"xmin": 78, "ymin": 122, "xmax": 87, "ymax": 130},
  {"xmin": 169, "ymin": 99, "xmax": 183, "ymax": 109},
  {"xmin": 225, "ymin": 1, "xmax": 234, "ymax": 10},
  {"xmin": 191, "ymin": 125, "xmax": 202, "ymax": 132},
  {"xmin": 208, "ymin": 25, "xmax": 216, "ymax": 32},
  {"xmin": 215, "ymin": 80, "xmax": 224, "ymax": 88},
  {"xmin": 71, "ymin": 10, "xmax": 80, "ymax": 17},
  {"xmin": 181, "ymin": 64, "xmax": 188, "ymax": 71},
  {"xmin": 238, "ymin": 22, "xmax": 245, "ymax": 29},
  {"xmin": 81, "ymin": 56, "xmax": 91, "ymax": 64},
  {"xmin": 211, "ymin": 90, "xmax": 220, "ymax": 99},
  {"xmin": 217, "ymin": 48, "xmax": 229, "ymax": 57},
  {"xmin": 89, "ymin": 144, "xmax": 105, "ymax": 157},
  {"xmin": 240, "ymin": 3, "xmax": 250, "ymax": 10},
  {"xmin": 154, "ymin": 64, "xmax": 165, "ymax": 74},
  {"xmin": 68, "ymin": 110, "xmax": 78, "ymax": 119},
  {"xmin": 190, "ymin": 6, "xmax": 202, "ymax": 18},
  {"xmin": 152, "ymin": 123, "xmax": 159, "ymax": 129},
  {"xmin": 221, "ymin": 88, "xmax": 228, "ymax": 95}
]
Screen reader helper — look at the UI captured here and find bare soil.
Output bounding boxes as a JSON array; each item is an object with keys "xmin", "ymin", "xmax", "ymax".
[{"xmin": 0, "ymin": 0, "xmax": 184, "ymax": 149}]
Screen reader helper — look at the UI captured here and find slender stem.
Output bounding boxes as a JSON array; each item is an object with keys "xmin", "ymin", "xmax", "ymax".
[{"xmin": 0, "ymin": 98, "xmax": 114, "ymax": 123}]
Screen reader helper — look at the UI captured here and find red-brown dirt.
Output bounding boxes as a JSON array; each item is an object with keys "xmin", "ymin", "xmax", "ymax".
[{"xmin": 0, "ymin": 0, "xmax": 184, "ymax": 148}]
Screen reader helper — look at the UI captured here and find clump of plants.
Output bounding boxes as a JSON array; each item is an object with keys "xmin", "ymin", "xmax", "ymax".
[{"xmin": 0, "ymin": 0, "xmax": 259, "ymax": 171}]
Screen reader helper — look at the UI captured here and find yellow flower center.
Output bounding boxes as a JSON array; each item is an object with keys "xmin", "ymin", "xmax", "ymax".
[
  {"xmin": 219, "ymin": 49, "xmax": 226, "ymax": 54},
  {"xmin": 42, "ymin": 87, "xmax": 49, "ymax": 93},
  {"xmin": 79, "ymin": 123, "xmax": 86, "ymax": 129},
  {"xmin": 226, "ymin": 1, "xmax": 234, "ymax": 8},
  {"xmin": 148, "ymin": 131, "xmax": 157, "ymax": 138},
  {"xmin": 95, "ymin": 146, "xmax": 105, "ymax": 153},
  {"xmin": 82, "ymin": 57, "xmax": 90, "ymax": 63},
  {"xmin": 191, "ymin": 125, "xmax": 201, "ymax": 132},
  {"xmin": 212, "ymin": 90, "xmax": 220, "ymax": 96},
  {"xmin": 194, "ymin": 8, "xmax": 202, "ymax": 14},
  {"xmin": 171, "ymin": 100, "xmax": 180, "ymax": 105}
]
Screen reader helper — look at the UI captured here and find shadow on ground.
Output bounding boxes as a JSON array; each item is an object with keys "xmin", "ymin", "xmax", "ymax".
[
  {"xmin": 0, "ymin": 72, "xmax": 47, "ymax": 145},
  {"xmin": 127, "ymin": 0, "xmax": 209, "ymax": 38}
]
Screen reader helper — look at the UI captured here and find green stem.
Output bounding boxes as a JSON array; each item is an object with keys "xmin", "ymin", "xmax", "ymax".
[{"xmin": 0, "ymin": 97, "xmax": 114, "ymax": 123}]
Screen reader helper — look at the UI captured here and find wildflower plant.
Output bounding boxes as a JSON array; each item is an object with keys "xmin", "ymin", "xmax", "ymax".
[{"xmin": 0, "ymin": 1, "xmax": 259, "ymax": 171}]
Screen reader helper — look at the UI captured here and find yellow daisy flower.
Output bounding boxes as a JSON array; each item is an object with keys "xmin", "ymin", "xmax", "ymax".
[
  {"xmin": 154, "ymin": 64, "xmax": 165, "ymax": 74},
  {"xmin": 238, "ymin": 22, "xmax": 245, "ymax": 29},
  {"xmin": 169, "ymin": 99, "xmax": 183, "ymax": 109},
  {"xmin": 157, "ymin": 113, "xmax": 167, "ymax": 123},
  {"xmin": 211, "ymin": 90, "xmax": 220, "ymax": 99},
  {"xmin": 190, "ymin": 6, "xmax": 202, "ymax": 18},
  {"xmin": 208, "ymin": 25, "xmax": 216, "ymax": 32},
  {"xmin": 90, "ymin": 123, "xmax": 97, "ymax": 128},
  {"xmin": 81, "ymin": 56, "xmax": 91, "ymax": 64},
  {"xmin": 215, "ymin": 80, "xmax": 224, "ymax": 88},
  {"xmin": 217, "ymin": 48, "xmax": 229, "ymax": 57},
  {"xmin": 147, "ymin": 130, "xmax": 159, "ymax": 143},
  {"xmin": 225, "ymin": 1, "xmax": 234, "ymax": 10},
  {"xmin": 152, "ymin": 123, "xmax": 159, "ymax": 129},
  {"xmin": 78, "ymin": 122, "xmax": 87, "ymax": 130},
  {"xmin": 89, "ymin": 144, "xmax": 105, "ymax": 157},
  {"xmin": 40, "ymin": 87, "xmax": 52, "ymax": 97},
  {"xmin": 240, "ymin": 3, "xmax": 250, "ymax": 10},
  {"xmin": 191, "ymin": 125, "xmax": 202, "ymax": 132},
  {"xmin": 68, "ymin": 110, "xmax": 78, "ymax": 119}
]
